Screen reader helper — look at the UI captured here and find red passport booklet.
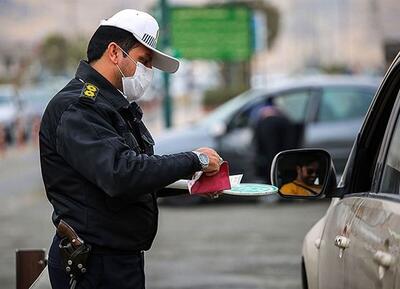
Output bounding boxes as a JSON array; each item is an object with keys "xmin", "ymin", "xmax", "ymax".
[{"xmin": 190, "ymin": 161, "xmax": 231, "ymax": 194}]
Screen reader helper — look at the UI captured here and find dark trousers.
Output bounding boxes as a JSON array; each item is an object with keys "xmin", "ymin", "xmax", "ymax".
[{"xmin": 48, "ymin": 235, "xmax": 145, "ymax": 289}]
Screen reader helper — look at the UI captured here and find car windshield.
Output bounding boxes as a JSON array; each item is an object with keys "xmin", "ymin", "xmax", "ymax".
[{"xmin": 201, "ymin": 89, "xmax": 264, "ymax": 126}]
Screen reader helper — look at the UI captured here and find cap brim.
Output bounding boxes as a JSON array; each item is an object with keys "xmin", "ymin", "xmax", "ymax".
[
  {"xmin": 136, "ymin": 37, "xmax": 180, "ymax": 73},
  {"xmin": 152, "ymin": 49, "xmax": 180, "ymax": 73}
]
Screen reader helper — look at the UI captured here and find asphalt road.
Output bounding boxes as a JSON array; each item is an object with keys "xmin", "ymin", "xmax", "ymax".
[{"xmin": 0, "ymin": 146, "xmax": 329, "ymax": 289}]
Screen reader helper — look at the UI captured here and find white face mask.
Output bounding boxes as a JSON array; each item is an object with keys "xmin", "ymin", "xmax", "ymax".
[{"xmin": 116, "ymin": 47, "xmax": 153, "ymax": 102}]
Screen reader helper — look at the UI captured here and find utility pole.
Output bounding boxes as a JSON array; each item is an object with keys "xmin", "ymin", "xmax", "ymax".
[{"xmin": 160, "ymin": 0, "xmax": 172, "ymax": 128}]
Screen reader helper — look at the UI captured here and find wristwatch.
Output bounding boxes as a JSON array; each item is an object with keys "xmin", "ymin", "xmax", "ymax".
[{"xmin": 192, "ymin": 151, "xmax": 209, "ymax": 170}]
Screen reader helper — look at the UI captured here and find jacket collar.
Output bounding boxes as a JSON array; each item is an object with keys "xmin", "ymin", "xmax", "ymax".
[
  {"xmin": 75, "ymin": 60, "xmax": 129, "ymax": 109},
  {"xmin": 75, "ymin": 61, "xmax": 143, "ymax": 121}
]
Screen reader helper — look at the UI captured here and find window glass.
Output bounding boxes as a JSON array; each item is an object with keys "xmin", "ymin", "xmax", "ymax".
[
  {"xmin": 202, "ymin": 90, "xmax": 261, "ymax": 126},
  {"xmin": 228, "ymin": 90, "xmax": 311, "ymax": 130},
  {"xmin": 274, "ymin": 91, "xmax": 310, "ymax": 122},
  {"xmin": 318, "ymin": 88, "xmax": 374, "ymax": 122},
  {"xmin": 228, "ymin": 99, "xmax": 265, "ymax": 129},
  {"xmin": 380, "ymin": 112, "xmax": 400, "ymax": 194}
]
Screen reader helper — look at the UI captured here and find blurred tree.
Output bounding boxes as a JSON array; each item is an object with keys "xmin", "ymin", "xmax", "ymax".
[
  {"xmin": 39, "ymin": 34, "xmax": 87, "ymax": 75},
  {"xmin": 234, "ymin": 0, "xmax": 280, "ymax": 50},
  {"xmin": 203, "ymin": 84, "xmax": 248, "ymax": 109},
  {"xmin": 39, "ymin": 34, "xmax": 68, "ymax": 75},
  {"xmin": 67, "ymin": 36, "xmax": 87, "ymax": 69},
  {"xmin": 321, "ymin": 64, "xmax": 352, "ymax": 74}
]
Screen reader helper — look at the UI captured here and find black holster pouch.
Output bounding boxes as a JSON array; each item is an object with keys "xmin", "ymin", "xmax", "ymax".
[{"xmin": 59, "ymin": 237, "xmax": 91, "ymax": 281}]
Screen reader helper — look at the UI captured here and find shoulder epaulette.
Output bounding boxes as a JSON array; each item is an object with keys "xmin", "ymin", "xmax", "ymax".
[{"xmin": 80, "ymin": 82, "xmax": 99, "ymax": 101}]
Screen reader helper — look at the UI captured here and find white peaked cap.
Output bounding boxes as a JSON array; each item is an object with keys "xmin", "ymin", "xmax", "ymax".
[{"xmin": 100, "ymin": 9, "xmax": 179, "ymax": 73}]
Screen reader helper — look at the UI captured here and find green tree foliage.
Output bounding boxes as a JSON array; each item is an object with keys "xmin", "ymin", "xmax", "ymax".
[
  {"xmin": 39, "ymin": 34, "xmax": 87, "ymax": 75},
  {"xmin": 261, "ymin": 2, "xmax": 280, "ymax": 50},
  {"xmin": 40, "ymin": 34, "xmax": 68, "ymax": 74},
  {"xmin": 203, "ymin": 85, "xmax": 248, "ymax": 109},
  {"xmin": 320, "ymin": 64, "xmax": 352, "ymax": 74},
  {"xmin": 67, "ymin": 36, "xmax": 87, "ymax": 69}
]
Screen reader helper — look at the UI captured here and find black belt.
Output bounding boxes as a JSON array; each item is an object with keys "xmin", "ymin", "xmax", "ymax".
[
  {"xmin": 55, "ymin": 233, "xmax": 144, "ymax": 256},
  {"xmin": 90, "ymin": 244, "xmax": 144, "ymax": 256}
]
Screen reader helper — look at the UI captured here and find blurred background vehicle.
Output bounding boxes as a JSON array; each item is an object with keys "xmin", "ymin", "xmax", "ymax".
[
  {"xmin": 0, "ymin": 85, "xmax": 20, "ymax": 144},
  {"xmin": 17, "ymin": 77, "xmax": 69, "ymax": 141},
  {"xmin": 155, "ymin": 75, "xmax": 380, "ymax": 177}
]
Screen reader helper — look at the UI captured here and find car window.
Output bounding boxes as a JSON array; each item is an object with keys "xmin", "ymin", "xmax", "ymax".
[
  {"xmin": 379, "ymin": 111, "xmax": 400, "ymax": 194},
  {"xmin": 228, "ymin": 99, "xmax": 265, "ymax": 129},
  {"xmin": 227, "ymin": 90, "xmax": 311, "ymax": 130},
  {"xmin": 317, "ymin": 88, "xmax": 374, "ymax": 122},
  {"xmin": 202, "ymin": 89, "xmax": 263, "ymax": 127},
  {"xmin": 274, "ymin": 90, "xmax": 310, "ymax": 122},
  {"xmin": 229, "ymin": 90, "xmax": 311, "ymax": 129}
]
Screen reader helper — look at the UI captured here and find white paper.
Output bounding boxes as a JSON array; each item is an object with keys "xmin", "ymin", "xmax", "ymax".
[
  {"xmin": 166, "ymin": 179, "xmax": 189, "ymax": 190},
  {"xmin": 229, "ymin": 174, "xmax": 243, "ymax": 187}
]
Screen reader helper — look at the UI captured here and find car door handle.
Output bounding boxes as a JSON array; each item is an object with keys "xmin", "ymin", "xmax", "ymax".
[
  {"xmin": 334, "ymin": 235, "xmax": 350, "ymax": 249},
  {"xmin": 374, "ymin": 251, "xmax": 395, "ymax": 280},
  {"xmin": 334, "ymin": 235, "xmax": 350, "ymax": 258},
  {"xmin": 374, "ymin": 250, "xmax": 394, "ymax": 267}
]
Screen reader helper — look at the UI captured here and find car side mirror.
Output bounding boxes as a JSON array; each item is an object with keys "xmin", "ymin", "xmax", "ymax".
[
  {"xmin": 271, "ymin": 149, "xmax": 337, "ymax": 199},
  {"xmin": 210, "ymin": 122, "xmax": 227, "ymax": 137}
]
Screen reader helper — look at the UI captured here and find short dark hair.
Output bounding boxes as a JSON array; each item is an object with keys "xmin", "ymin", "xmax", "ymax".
[
  {"xmin": 296, "ymin": 155, "xmax": 319, "ymax": 167},
  {"xmin": 87, "ymin": 26, "xmax": 140, "ymax": 63}
]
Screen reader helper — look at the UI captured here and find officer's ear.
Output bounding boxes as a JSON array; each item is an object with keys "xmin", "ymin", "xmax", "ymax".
[{"xmin": 107, "ymin": 42, "xmax": 121, "ymax": 65}]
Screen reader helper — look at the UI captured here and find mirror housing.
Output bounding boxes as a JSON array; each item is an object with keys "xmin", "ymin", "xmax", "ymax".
[
  {"xmin": 210, "ymin": 122, "xmax": 227, "ymax": 137},
  {"xmin": 271, "ymin": 149, "xmax": 337, "ymax": 199}
]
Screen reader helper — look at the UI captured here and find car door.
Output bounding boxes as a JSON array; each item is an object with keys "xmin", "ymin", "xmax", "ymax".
[
  {"xmin": 317, "ymin": 60, "xmax": 400, "ymax": 289},
  {"xmin": 303, "ymin": 86, "xmax": 375, "ymax": 174},
  {"xmin": 217, "ymin": 89, "xmax": 313, "ymax": 182},
  {"xmin": 317, "ymin": 196, "xmax": 365, "ymax": 289},
  {"xmin": 342, "ymin": 94, "xmax": 400, "ymax": 289}
]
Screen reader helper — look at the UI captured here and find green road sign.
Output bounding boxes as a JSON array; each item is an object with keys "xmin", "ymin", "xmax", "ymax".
[{"xmin": 170, "ymin": 6, "xmax": 253, "ymax": 61}]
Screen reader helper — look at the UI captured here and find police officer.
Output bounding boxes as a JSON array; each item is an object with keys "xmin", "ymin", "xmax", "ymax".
[{"xmin": 40, "ymin": 9, "xmax": 222, "ymax": 289}]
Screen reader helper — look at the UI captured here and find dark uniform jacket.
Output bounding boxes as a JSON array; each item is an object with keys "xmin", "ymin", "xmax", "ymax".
[{"xmin": 40, "ymin": 61, "xmax": 201, "ymax": 252}]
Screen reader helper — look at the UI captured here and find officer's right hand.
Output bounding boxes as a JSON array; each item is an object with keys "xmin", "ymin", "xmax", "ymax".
[{"xmin": 194, "ymin": 147, "xmax": 223, "ymax": 176}]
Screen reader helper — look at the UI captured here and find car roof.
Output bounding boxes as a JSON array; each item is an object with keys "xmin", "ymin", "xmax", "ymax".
[{"xmin": 252, "ymin": 75, "xmax": 382, "ymax": 95}]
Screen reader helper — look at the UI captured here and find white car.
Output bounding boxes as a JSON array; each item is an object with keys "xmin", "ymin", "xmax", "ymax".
[
  {"xmin": 272, "ymin": 52, "xmax": 400, "ymax": 289},
  {"xmin": 0, "ymin": 85, "xmax": 19, "ymax": 142}
]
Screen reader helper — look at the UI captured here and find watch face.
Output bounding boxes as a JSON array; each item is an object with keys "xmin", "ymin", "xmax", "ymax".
[{"xmin": 199, "ymin": 153, "xmax": 209, "ymax": 165}]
